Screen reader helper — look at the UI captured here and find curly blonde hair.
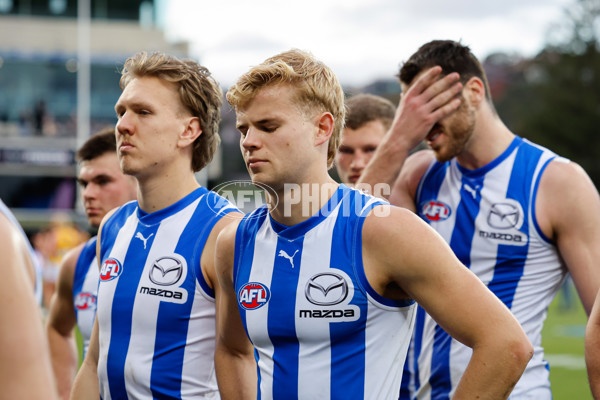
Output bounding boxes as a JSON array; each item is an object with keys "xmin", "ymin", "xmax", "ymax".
[
  {"xmin": 226, "ymin": 49, "xmax": 345, "ymax": 168},
  {"xmin": 120, "ymin": 51, "xmax": 223, "ymax": 172}
]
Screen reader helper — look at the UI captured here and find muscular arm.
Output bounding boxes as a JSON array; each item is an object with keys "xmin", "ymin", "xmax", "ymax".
[
  {"xmin": 214, "ymin": 221, "xmax": 257, "ymax": 400},
  {"xmin": 586, "ymin": 291, "xmax": 600, "ymax": 399},
  {"xmin": 536, "ymin": 160, "xmax": 600, "ymax": 314},
  {"xmin": 363, "ymin": 206, "xmax": 533, "ymax": 399},
  {"xmin": 46, "ymin": 244, "xmax": 84, "ymax": 400},
  {"xmin": 357, "ymin": 66, "xmax": 462, "ymax": 201},
  {"xmin": 0, "ymin": 215, "xmax": 58, "ymax": 399}
]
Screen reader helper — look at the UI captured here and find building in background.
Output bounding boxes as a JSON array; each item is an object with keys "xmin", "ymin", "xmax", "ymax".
[{"xmin": 0, "ymin": 0, "xmax": 188, "ymax": 230}]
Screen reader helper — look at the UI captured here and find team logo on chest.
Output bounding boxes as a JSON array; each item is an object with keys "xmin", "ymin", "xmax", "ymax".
[
  {"xmin": 421, "ymin": 200, "xmax": 452, "ymax": 222},
  {"xmin": 139, "ymin": 254, "xmax": 188, "ymax": 304},
  {"xmin": 299, "ymin": 270, "xmax": 359, "ymax": 322},
  {"xmin": 149, "ymin": 256, "xmax": 184, "ymax": 286},
  {"xmin": 238, "ymin": 282, "xmax": 270, "ymax": 310},
  {"xmin": 479, "ymin": 199, "xmax": 527, "ymax": 245},
  {"xmin": 99, "ymin": 258, "xmax": 122, "ymax": 281},
  {"xmin": 74, "ymin": 292, "xmax": 97, "ymax": 310},
  {"xmin": 305, "ymin": 272, "xmax": 348, "ymax": 306}
]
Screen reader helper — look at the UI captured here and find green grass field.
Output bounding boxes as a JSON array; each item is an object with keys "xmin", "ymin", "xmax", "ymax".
[{"xmin": 543, "ymin": 282, "xmax": 591, "ymax": 399}]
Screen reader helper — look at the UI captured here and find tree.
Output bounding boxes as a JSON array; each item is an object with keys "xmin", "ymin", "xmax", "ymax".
[{"xmin": 494, "ymin": 0, "xmax": 600, "ymax": 186}]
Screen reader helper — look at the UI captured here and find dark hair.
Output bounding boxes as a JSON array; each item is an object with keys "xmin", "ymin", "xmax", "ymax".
[
  {"xmin": 76, "ymin": 127, "xmax": 116, "ymax": 162},
  {"xmin": 399, "ymin": 40, "xmax": 494, "ymax": 104},
  {"xmin": 120, "ymin": 51, "xmax": 223, "ymax": 172},
  {"xmin": 345, "ymin": 94, "xmax": 396, "ymax": 131}
]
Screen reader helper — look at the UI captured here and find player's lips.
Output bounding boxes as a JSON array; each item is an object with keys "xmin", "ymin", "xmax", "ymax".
[
  {"xmin": 247, "ymin": 157, "xmax": 268, "ymax": 168},
  {"xmin": 85, "ymin": 207, "xmax": 101, "ymax": 216},
  {"xmin": 426, "ymin": 126, "xmax": 443, "ymax": 144},
  {"xmin": 348, "ymin": 174, "xmax": 360, "ymax": 183},
  {"xmin": 119, "ymin": 141, "xmax": 134, "ymax": 152}
]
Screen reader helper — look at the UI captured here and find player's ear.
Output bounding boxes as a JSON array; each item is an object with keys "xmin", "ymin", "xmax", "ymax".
[
  {"xmin": 314, "ymin": 112, "xmax": 334, "ymax": 147},
  {"xmin": 464, "ymin": 77, "xmax": 485, "ymax": 108},
  {"xmin": 179, "ymin": 117, "xmax": 202, "ymax": 149}
]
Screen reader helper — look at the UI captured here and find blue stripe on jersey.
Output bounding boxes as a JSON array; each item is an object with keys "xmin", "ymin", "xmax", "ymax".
[
  {"xmin": 100, "ymin": 202, "xmax": 138, "ymax": 262},
  {"xmin": 401, "ymin": 305, "xmax": 426, "ymax": 398},
  {"xmin": 412, "ymin": 163, "xmax": 449, "ymax": 398},
  {"xmin": 234, "ymin": 208, "xmax": 268, "ymax": 398},
  {"xmin": 329, "ymin": 193, "xmax": 367, "ymax": 398},
  {"xmin": 149, "ymin": 193, "xmax": 234, "ymax": 398},
  {"xmin": 107, "ymin": 221, "xmax": 159, "ymax": 399},
  {"xmin": 234, "ymin": 208, "xmax": 269, "ymax": 337},
  {"xmin": 431, "ymin": 170, "xmax": 485, "ymax": 400},
  {"xmin": 72, "ymin": 236, "xmax": 97, "ymax": 309},
  {"xmin": 269, "ymin": 237, "xmax": 303, "ymax": 400},
  {"xmin": 487, "ymin": 143, "xmax": 542, "ymax": 309},
  {"xmin": 531, "ymin": 157, "xmax": 556, "ymax": 244},
  {"xmin": 416, "ymin": 162, "xmax": 448, "ymax": 206}
]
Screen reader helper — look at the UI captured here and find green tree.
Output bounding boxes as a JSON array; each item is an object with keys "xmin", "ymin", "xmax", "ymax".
[{"xmin": 495, "ymin": 0, "xmax": 600, "ymax": 186}]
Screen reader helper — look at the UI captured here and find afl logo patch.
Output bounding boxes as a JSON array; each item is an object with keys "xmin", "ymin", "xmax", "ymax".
[
  {"xmin": 238, "ymin": 282, "xmax": 270, "ymax": 310},
  {"xmin": 421, "ymin": 200, "xmax": 451, "ymax": 222},
  {"xmin": 74, "ymin": 292, "xmax": 97, "ymax": 310},
  {"xmin": 100, "ymin": 258, "xmax": 122, "ymax": 281}
]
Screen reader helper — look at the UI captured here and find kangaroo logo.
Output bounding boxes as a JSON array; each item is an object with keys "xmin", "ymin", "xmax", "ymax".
[
  {"xmin": 135, "ymin": 232, "xmax": 154, "ymax": 249},
  {"xmin": 278, "ymin": 249, "xmax": 299, "ymax": 268}
]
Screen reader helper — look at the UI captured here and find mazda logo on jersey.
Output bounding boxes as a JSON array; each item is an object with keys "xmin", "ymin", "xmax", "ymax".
[
  {"xmin": 149, "ymin": 256, "xmax": 184, "ymax": 286},
  {"xmin": 238, "ymin": 282, "xmax": 270, "ymax": 310},
  {"xmin": 74, "ymin": 292, "xmax": 97, "ymax": 310},
  {"xmin": 305, "ymin": 272, "xmax": 348, "ymax": 306},
  {"xmin": 421, "ymin": 200, "xmax": 451, "ymax": 222},
  {"xmin": 100, "ymin": 258, "xmax": 122, "ymax": 281},
  {"xmin": 487, "ymin": 201, "xmax": 522, "ymax": 229}
]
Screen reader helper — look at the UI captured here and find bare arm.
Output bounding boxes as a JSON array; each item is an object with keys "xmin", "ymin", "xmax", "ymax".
[
  {"xmin": 537, "ymin": 160, "xmax": 600, "ymax": 314},
  {"xmin": 357, "ymin": 66, "xmax": 462, "ymax": 200},
  {"xmin": 46, "ymin": 244, "xmax": 83, "ymax": 400},
  {"xmin": 587, "ymin": 291, "xmax": 600, "ymax": 399},
  {"xmin": 0, "ymin": 215, "xmax": 58, "ymax": 399},
  {"xmin": 214, "ymin": 221, "xmax": 257, "ymax": 400},
  {"xmin": 363, "ymin": 206, "xmax": 533, "ymax": 399},
  {"xmin": 70, "ymin": 317, "xmax": 99, "ymax": 399}
]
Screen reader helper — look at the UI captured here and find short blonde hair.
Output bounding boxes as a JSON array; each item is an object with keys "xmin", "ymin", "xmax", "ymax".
[
  {"xmin": 120, "ymin": 51, "xmax": 223, "ymax": 172},
  {"xmin": 226, "ymin": 49, "xmax": 345, "ymax": 168}
]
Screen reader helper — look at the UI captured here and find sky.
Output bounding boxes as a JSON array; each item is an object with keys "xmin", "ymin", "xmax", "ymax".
[{"xmin": 157, "ymin": 0, "xmax": 574, "ymax": 88}]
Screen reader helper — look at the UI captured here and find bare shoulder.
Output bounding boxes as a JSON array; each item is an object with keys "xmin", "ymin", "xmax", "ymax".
[
  {"xmin": 201, "ymin": 212, "xmax": 243, "ymax": 288},
  {"xmin": 215, "ymin": 216, "xmax": 242, "ymax": 253},
  {"xmin": 536, "ymin": 158, "xmax": 600, "ymax": 237},
  {"xmin": 362, "ymin": 204, "xmax": 439, "ymax": 253},
  {"xmin": 361, "ymin": 204, "xmax": 463, "ymax": 300}
]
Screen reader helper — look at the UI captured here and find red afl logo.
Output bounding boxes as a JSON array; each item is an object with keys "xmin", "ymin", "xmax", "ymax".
[
  {"xmin": 238, "ymin": 282, "xmax": 271, "ymax": 310},
  {"xmin": 100, "ymin": 258, "xmax": 122, "ymax": 281},
  {"xmin": 74, "ymin": 292, "xmax": 97, "ymax": 310},
  {"xmin": 421, "ymin": 200, "xmax": 452, "ymax": 222}
]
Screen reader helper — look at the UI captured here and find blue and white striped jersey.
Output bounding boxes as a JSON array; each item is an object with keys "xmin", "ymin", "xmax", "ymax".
[
  {"xmin": 400, "ymin": 137, "xmax": 566, "ymax": 400},
  {"xmin": 0, "ymin": 198, "xmax": 43, "ymax": 305},
  {"xmin": 72, "ymin": 236, "xmax": 99, "ymax": 357},
  {"xmin": 97, "ymin": 187, "xmax": 239, "ymax": 399},
  {"xmin": 234, "ymin": 184, "xmax": 417, "ymax": 400}
]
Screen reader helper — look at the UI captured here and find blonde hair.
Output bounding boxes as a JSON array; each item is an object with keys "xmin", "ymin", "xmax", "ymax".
[
  {"xmin": 120, "ymin": 51, "xmax": 223, "ymax": 172},
  {"xmin": 226, "ymin": 49, "xmax": 345, "ymax": 168}
]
